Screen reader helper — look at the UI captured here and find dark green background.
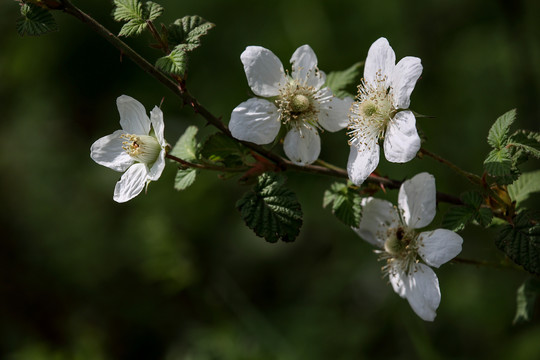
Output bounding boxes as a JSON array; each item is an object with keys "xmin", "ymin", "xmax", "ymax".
[{"xmin": 1, "ymin": 0, "xmax": 539, "ymax": 358}]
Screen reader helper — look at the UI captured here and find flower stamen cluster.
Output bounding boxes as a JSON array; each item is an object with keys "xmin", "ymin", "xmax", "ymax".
[{"xmin": 121, "ymin": 134, "xmax": 161, "ymax": 164}]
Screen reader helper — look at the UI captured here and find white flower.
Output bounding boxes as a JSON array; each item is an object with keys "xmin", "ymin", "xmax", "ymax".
[
  {"xmin": 354, "ymin": 172, "xmax": 463, "ymax": 321},
  {"xmin": 229, "ymin": 45, "xmax": 353, "ymax": 165},
  {"xmin": 90, "ymin": 95, "xmax": 167, "ymax": 203},
  {"xmin": 347, "ymin": 37, "xmax": 423, "ymax": 185}
]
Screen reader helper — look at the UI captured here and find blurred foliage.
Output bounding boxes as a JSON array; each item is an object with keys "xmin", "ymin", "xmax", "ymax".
[{"xmin": 1, "ymin": 0, "xmax": 540, "ymax": 359}]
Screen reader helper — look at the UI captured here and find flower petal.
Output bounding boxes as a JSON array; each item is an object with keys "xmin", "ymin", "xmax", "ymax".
[
  {"xmin": 318, "ymin": 91, "xmax": 353, "ymax": 132},
  {"xmin": 398, "ymin": 172, "xmax": 436, "ymax": 229},
  {"xmin": 150, "ymin": 106, "xmax": 166, "ymax": 146},
  {"xmin": 117, "ymin": 95, "xmax": 151, "ymax": 135},
  {"xmin": 90, "ymin": 130, "xmax": 134, "ymax": 172},
  {"xmin": 418, "ymin": 229, "xmax": 463, "ymax": 268},
  {"xmin": 241, "ymin": 46, "xmax": 286, "ymax": 97},
  {"xmin": 383, "ymin": 110, "xmax": 420, "ymax": 163},
  {"xmin": 290, "ymin": 44, "xmax": 325, "ymax": 89},
  {"xmin": 355, "ymin": 197, "xmax": 399, "ymax": 247},
  {"xmin": 364, "ymin": 37, "xmax": 396, "ymax": 88},
  {"xmin": 113, "ymin": 163, "xmax": 149, "ymax": 203},
  {"xmin": 347, "ymin": 138, "xmax": 380, "ymax": 186},
  {"xmin": 404, "ymin": 263, "xmax": 441, "ymax": 322},
  {"xmin": 229, "ymin": 98, "xmax": 281, "ymax": 145},
  {"xmin": 388, "ymin": 264, "xmax": 407, "ymax": 298},
  {"xmin": 148, "ymin": 149, "xmax": 166, "ymax": 181},
  {"xmin": 392, "ymin": 56, "xmax": 422, "ymax": 109},
  {"xmin": 283, "ymin": 126, "xmax": 321, "ymax": 165}
]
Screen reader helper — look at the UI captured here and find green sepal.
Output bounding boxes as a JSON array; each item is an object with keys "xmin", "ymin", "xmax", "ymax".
[
  {"xmin": 324, "ymin": 62, "xmax": 363, "ymax": 99},
  {"xmin": 495, "ymin": 210, "xmax": 540, "ymax": 276},
  {"xmin": 513, "ymin": 277, "xmax": 540, "ymax": 325},
  {"xmin": 236, "ymin": 173, "xmax": 303, "ymax": 243},
  {"xmin": 323, "ymin": 182, "xmax": 362, "ymax": 227},
  {"xmin": 16, "ymin": 3, "xmax": 58, "ymax": 37},
  {"xmin": 167, "ymin": 16, "xmax": 215, "ymax": 51}
]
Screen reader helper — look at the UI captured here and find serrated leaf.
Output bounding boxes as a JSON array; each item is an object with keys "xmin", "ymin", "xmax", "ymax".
[
  {"xmin": 170, "ymin": 125, "xmax": 199, "ymax": 161},
  {"xmin": 495, "ymin": 211, "xmax": 540, "ymax": 275},
  {"xmin": 325, "ymin": 62, "xmax": 363, "ymax": 99},
  {"xmin": 442, "ymin": 205, "xmax": 475, "ymax": 232},
  {"xmin": 145, "ymin": 1, "xmax": 163, "ymax": 21},
  {"xmin": 508, "ymin": 170, "xmax": 540, "ymax": 207},
  {"xmin": 16, "ymin": 3, "xmax": 58, "ymax": 37},
  {"xmin": 508, "ymin": 130, "xmax": 540, "ymax": 160},
  {"xmin": 174, "ymin": 168, "xmax": 198, "ymax": 191},
  {"xmin": 323, "ymin": 182, "xmax": 362, "ymax": 227},
  {"xmin": 236, "ymin": 173, "xmax": 302, "ymax": 243},
  {"xmin": 487, "ymin": 109, "xmax": 516, "ymax": 149},
  {"xmin": 514, "ymin": 277, "xmax": 540, "ymax": 324},
  {"xmin": 156, "ymin": 47, "xmax": 188, "ymax": 75},
  {"xmin": 167, "ymin": 16, "xmax": 215, "ymax": 51},
  {"xmin": 113, "ymin": 0, "xmax": 162, "ymax": 36},
  {"xmin": 113, "ymin": 0, "xmax": 144, "ymax": 22},
  {"xmin": 475, "ymin": 207, "xmax": 493, "ymax": 227},
  {"xmin": 200, "ymin": 133, "xmax": 249, "ymax": 166},
  {"xmin": 461, "ymin": 191, "xmax": 484, "ymax": 208},
  {"xmin": 484, "ymin": 148, "xmax": 518, "ymax": 184},
  {"xmin": 118, "ymin": 18, "xmax": 147, "ymax": 36}
]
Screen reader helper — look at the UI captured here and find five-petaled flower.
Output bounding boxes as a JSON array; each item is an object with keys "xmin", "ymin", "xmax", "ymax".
[
  {"xmin": 90, "ymin": 95, "xmax": 168, "ymax": 203},
  {"xmin": 229, "ymin": 45, "xmax": 353, "ymax": 165},
  {"xmin": 347, "ymin": 37, "xmax": 423, "ymax": 185},
  {"xmin": 354, "ymin": 172, "xmax": 463, "ymax": 321}
]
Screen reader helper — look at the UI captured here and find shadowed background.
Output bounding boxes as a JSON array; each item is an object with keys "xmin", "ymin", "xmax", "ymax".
[{"xmin": 1, "ymin": 0, "xmax": 539, "ymax": 358}]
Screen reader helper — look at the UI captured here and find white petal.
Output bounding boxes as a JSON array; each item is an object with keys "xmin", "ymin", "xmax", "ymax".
[
  {"xmin": 418, "ymin": 229, "xmax": 463, "ymax": 268},
  {"xmin": 383, "ymin": 110, "xmax": 421, "ymax": 163},
  {"xmin": 229, "ymin": 98, "xmax": 281, "ymax": 145},
  {"xmin": 364, "ymin": 38, "xmax": 396, "ymax": 88},
  {"xmin": 388, "ymin": 264, "xmax": 407, "ymax": 298},
  {"xmin": 404, "ymin": 263, "xmax": 441, "ymax": 322},
  {"xmin": 398, "ymin": 172, "xmax": 436, "ymax": 229},
  {"xmin": 392, "ymin": 56, "xmax": 423, "ymax": 109},
  {"xmin": 354, "ymin": 197, "xmax": 399, "ymax": 247},
  {"xmin": 117, "ymin": 95, "xmax": 151, "ymax": 135},
  {"xmin": 346, "ymin": 138, "xmax": 380, "ymax": 186},
  {"xmin": 318, "ymin": 92, "xmax": 353, "ymax": 132},
  {"xmin": 148, "ymin": 150, "xmax": 166, "ymax": 181},
  {"xmin": 241, "ymin": 46, "xmax": 287, "ymax": 97},
  {"xmin": 90, "ymin": 130, "xmax": 134, "ymax": 172},
  {"xmin": 283, "ymin": 126, "xmax": 321, "ymax": 165},
  {"xmin": 290, "ymin": 44, "xmax": 325, "ymax": 89},
  {"xmin": 150, "ymin": 106, "xmax": 165, "ymax": 145},
  {"xmin": 113, "ymin": 163, "xmax": 149, "ymax": 203}
]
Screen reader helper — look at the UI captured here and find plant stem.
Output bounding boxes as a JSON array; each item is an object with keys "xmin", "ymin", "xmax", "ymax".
[
  {"xmin": 419, "ymin": 147, "xmax": 482, "ymax": 185},
  {"xmin": 166, "ymin": 154, "xmax": 246, "ymax": 172},
  {"xmin": 451, "ymin": 256, "xmax": 523, "ymax": 271}
]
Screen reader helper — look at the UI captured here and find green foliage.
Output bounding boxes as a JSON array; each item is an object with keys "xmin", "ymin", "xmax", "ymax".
[
  {"xmin": 112, "ymin": 0, "xmax": 163, "ymax": 37},
  {"xmin": 514, "ymin": 277, "xmax": 540, "ymax": 324},
  {"xmin": 201, "ymin": 133, "xmax": 250, "ymax": 167},
  {"xmin": 508, "ymin": 170, "xmax": 540, "ymax": 207},
  {"xmin": 323, "ymin": 182, "xmax": 362, "ymax": 227},
  {"xmin": 495, "ymin": 211, "xmax": 540, "ymax": 275},
  {"xmin": 508, "ymin": 130, "xmax": 540, "ymax": 161},
  {"xmin": 236, "ymin": 173, "xmax": 302, "ymax": 243},
  {"xmin": 487, "ymin": 109, "xmax": 516, "ymax": 149},
  {"xmin": 155, "ymin": 47, "xmax": 188, "ymax": 75},
  {"xmin": 16, "ymin": 3, "xmax": 58, "ymax": 37},
  {"xmin": 170, "ymin": 126, "xmax": 200, "ymax": 191},
  {"xmin": 325, "ymin": 62, "xmax": 363, "ymax": 99},
  {"xmin": 443, "ymin": 191, "xmax": 493, "ymax": 231},
  {"xmin": 167, "ymin": 16, "xmax": 216, "ymax": 51}
]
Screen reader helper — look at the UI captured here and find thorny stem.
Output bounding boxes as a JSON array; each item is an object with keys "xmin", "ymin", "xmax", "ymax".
[
  {"xmin": 451, "ymin": 257, "xmax": 524, "ymax": 272},
  {"xmin": 166, "ymin": 154, "xmax": 246, "ymax": 172},
  {"xmin": 58, "ymin": 0, "xmax": 461, "ymax": 205},
  {"xmin": 419, "ymin": 147, "xmax": 483, "ymax": 185}
]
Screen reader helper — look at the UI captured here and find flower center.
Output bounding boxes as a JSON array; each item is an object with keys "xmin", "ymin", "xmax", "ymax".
[
  {"xmin": 122, "ymin": 134, "xmax": 161, "ymax": 164},
  {"xmin": 275, "ymin": 80, "xmax": 327, "ymax": 130},
  {"xmin": 291, "ymin": 94, "xmax": 310, "ymax": 113},
  {"xmin": 347, "ymin": 72, "xmax": 395, "ymax": 148},
  {"xmin": 384, "ymin": 227, "xmax": 407, "ymax": 256}
]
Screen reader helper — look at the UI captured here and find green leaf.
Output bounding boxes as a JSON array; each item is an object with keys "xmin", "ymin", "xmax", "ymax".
[
  {"xmin": 174, "ymin": 168, "xmax": 198, "ymax": 191},
  {"xmin": 113, "ymin": 0, "xmax": 163, "ymax": 36},
  {"xmin": 155, "ymin": 47, "xmax": 188, "ymax": 75},
  {"xmin": 236, "ymin": 173, "xmax": 303, "ymax": 243},
  {"xmin": 16, "ymin": 3, "xmax": 58, "ymax": 37},
  {"xmin": 323, "ymin": 182, "xmax": 362, "ymax": 227},
  {"xmin": 170, "ymin": 125, "xmax": 199, "ymax": 161},
  {"xmin": 476, "ymin": 207, "xmax": 494, "ymax": 227},
  {"xmin": 113, "ymin": 0, "xmax": 144, "ymax": 22},
  {"xmin": 514, "ymin": 277, "xmax": 540, "ymax": 325},
  {"xmin": 145, "ymin": 1, "xmax": 164, "ymax": 22},
  {"xmin": 508, "ymin": 170, "xmax": 540, "ymax": 207},
  {"xmin": 508, "ymin": 130, "xmax": 540, "ymax": 160},
  {"xmin": 443, "ymin": 191, "xmax": 493, "ymax": 230},
  {"xmin": 487, "ymin": 109, "xmax": 516, "ymax": 149},
  {"xmin": 118, "ymin": 18, "xmax": 148, "ymax": 37},
  {"xmin": 495, "ymin": 211, "xmax": 540, "ymax": 275},
  {"xmin": 325, "ymin": 62, "xmax": 363, "ymax": 99},
  {"xmin": 200, "ymin": 133, "xmax": 249, "ymax": 166},
  {"xmin": 167, "ymin": 16, "xmax": 215, "ymax": 51},
  {"xmin": 484, "ymin": 148, "xmax": 519, "ymax": 184},
  {"xmin": 442, "ymin": 205, "xmax": 475, "ymax": 232}
]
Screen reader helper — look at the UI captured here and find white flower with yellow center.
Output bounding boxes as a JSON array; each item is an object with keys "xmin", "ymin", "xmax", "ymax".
[
  {"xmin": 229, "ymin": 45, "xmax": 353, "ymax": 165},
  {"xmin": 355, "ymin": 173, "xmax": 463, "ymax": 321},
  {"xmin": 347, "ymin": 37, "xmax": 423, "ymax": 185},
  {"xmin": 90, "ymin": 95, "xmax": 167, "ymax": 203}
]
